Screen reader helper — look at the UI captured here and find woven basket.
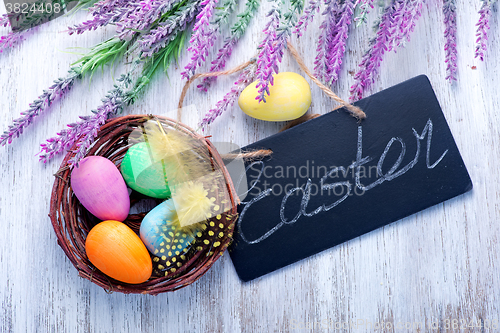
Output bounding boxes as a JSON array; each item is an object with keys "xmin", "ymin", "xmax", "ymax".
[{"xmin": 49, "ymin": 115, "xmax": 238, "ymax": 295}]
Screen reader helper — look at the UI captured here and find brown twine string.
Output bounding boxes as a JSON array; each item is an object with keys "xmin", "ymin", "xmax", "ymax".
[
  {"xmin": 286, "ymin": 41, "xmax": 366, "ymax": 120},
  {"xmin": 279, "ymin": 113, "xmax": 321, "ymax": 132},
  {"xmin": 176, "ymin": 41, "xmax": 366, "ymax": 160},
  {"xmin": 220, "ymin": 149, "xmax": 273, "ymax": 162},
  {"xmin": 177, "ymin": 59, "xmax": 256, "ymax": 122}
]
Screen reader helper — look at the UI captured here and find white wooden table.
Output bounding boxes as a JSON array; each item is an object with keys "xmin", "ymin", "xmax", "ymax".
[{"xmin": 1, "ymin": 1, "xmax": 499, "ymax": 332}]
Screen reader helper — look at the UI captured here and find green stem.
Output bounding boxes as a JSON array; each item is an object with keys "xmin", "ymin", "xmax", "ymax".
[{"xmin": 126, "ymin": 30, "xmax": 188, "ymax": 105}]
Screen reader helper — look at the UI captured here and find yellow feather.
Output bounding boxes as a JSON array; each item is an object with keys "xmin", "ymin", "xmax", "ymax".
[
  {"xmin": 174, "ymin": 181, "xmax": 214, "ymax": 227},
  {"xmin": 143, "ymin": 123, "xmax": 191, "ymax": 184},
  {"xmin": 143, "ymin": 120, "xmax": 218, "ymax": 227}
]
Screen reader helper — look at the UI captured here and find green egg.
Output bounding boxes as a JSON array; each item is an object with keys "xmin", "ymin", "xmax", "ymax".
[{"xmin": 121, "ymin": 142, "xmax": 171, "ymax": 199}]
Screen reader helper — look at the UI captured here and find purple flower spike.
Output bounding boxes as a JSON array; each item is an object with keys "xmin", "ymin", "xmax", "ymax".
[
  {"xmin": 117, "ymin": 0, "xmax": 176, "ymax": 40},
  {"xmin": 39, "ymin": 72, "xmax": 132, "ymax": 166},
  {"xmin": 388, "ymin": 0, "xmax": 407, "ymax": 51},
  {"xmin": 390, "ymin": 0, "xmax": 424, "ymax": 52},
  {"xmin": 323, "ymin": 0, "xmax": 355, "ymax": 86},
  {"xmin": 67, "ymin": 0, "xmax": 135, "ymax": 35},
  {"xmin": 354, "ymin": 0, "xmax": 376, "ymax": 26},
  {"xmin": 39, "ymin": 98, "xmax": 120, "ymax": 166},
  {"xmin": 1, "ymin": 13, "xmax": 11, "ymax": 27},
  {"xmin": 1, "ymin": 68, "xmax": 79, "ymax": 146},
  {"xmin": 404, "ymin": 0, "xmax": 424, "ymax": 46},
  {"xmin": 254, "ymin": 0, "xmax": 303, "ymax": 102},
  {"xmin": 89, "ymin": 0, "xmax": 130, "ymax": 16},
  {"xmin": 67, "ymin": 16, "xmax": 113, "ymax": 35},
  {"xmin": 294, "ymin": 0, "xmax": 320, "ymax": 36},
  {"xmin": 314, "ymin": 0, "xmax": 337, "ymax": 83},
  {"xmin": 139, "ymin": 0, "xmax": 200, "ymax": 58},
  {"xmin": 199, "ymin": 63, "xmax": 257, "ymax": 129},
  {"xmin": 328, "ymin": 0, "xmax": 355, "ymax": 84},
  {"xmin": 0, "ymin": 28, "xmax": 33, "ymax": 53},
  {"xmin": 443, "ymin": 0, "xmax": 457, "ymax": 81},
  {"xmin": 181, "ymin": 0, "xmax": 220, "ymax": 79},
  {"xmin": 349, "ymin": 3, "xmax": 395, "ymax": 102},
  {"xmin": 349, "ymin": 0, "xmax": 425, "ymax": 101},
  {"xmin": 197, "ymin": 37, "xmax": 237, "ymax": 91},
  {"xmin": 39, "ymin": 103, "xmax": 115, "ymax": 166},
  {"xmin": 475, "ymin": 0, "xmax": 495, "ymax": 61},
  {"xmin": 197, "ymin": 0, "xmax": 260, "ymax": 91},
  {"xmin": 254, "ymin": 4, "xmax": 281, "ymax": 103}
]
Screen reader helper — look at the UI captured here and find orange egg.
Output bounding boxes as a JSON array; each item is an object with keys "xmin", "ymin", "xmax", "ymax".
[{"xmin": 85, "ymin": 220, "xmax": 152, "ymax": 284}]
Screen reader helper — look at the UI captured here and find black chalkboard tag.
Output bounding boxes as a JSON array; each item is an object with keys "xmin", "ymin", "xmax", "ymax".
[{"xmin": 229, "ymin": 75, "xmax": 473, "ymax": 282}]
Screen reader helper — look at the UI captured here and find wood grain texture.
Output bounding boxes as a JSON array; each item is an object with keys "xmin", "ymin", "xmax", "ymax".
[{"xmin": 1, "ymin": 1, "xmax": 499, "ymax": 332}]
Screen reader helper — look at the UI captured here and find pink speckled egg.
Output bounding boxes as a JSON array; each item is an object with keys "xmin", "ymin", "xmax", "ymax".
[{"xmin": 71, "ymin": 156, "xmax": 130, "ymax": 221}]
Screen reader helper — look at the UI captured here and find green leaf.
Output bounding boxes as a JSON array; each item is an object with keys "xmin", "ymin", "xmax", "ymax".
[
  {"xmin": 72, "ymin": 38, "xmax": 132, "ymax": 79},
  {"xmin": 126, "ymin": 30, "xmax": 188, "ymax": 105}
]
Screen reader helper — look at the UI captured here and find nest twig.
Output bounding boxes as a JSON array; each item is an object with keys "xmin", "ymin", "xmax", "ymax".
[{"xmin": 49, "ymin": 115, "xmax": 238, "ymax": 295}]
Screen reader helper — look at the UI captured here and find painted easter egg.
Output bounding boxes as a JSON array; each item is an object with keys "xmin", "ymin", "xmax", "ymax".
[
  {"xmin": 238, "ymin": 72, "xmax": 312, "ymax": 121},
  {"xmin": 140, "ymin": 200, "xmax": 197, "ymax": 275},
  {"xmin": 121, "ymin": 142, "xmax": 171, "ymax": 199},
  {"xmin": 71, "ymin": 156, "xmax": 130, "ymax": 221},
  {"xmin": 85, "ymin": 220, "xmax": 153, "ymax": 284}
]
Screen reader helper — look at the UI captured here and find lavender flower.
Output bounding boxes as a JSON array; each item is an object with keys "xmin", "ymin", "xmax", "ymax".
[
  {"xmin": 255, "ymin": 0, "xmax": 304, "ymax": 102},
  {"xmin": 294, "ymin": 0, "xmax": 320, "ymax": 36},
  {"xmin": 181, "ymin": 0, "xmax": 220, "ymax": 79},
  {"xmin": 405, "ymin": 0, "xmax": 424, "ymax": 40},
  {"xmin": 67, "ymin": 0, "xmax": 134, "ymax": 35},
  {"xmin": 354, "ymin": 0, "xmax": 376, "ymax": 26},
  {"xmin": 325, "ymin": 0, "xmax": 355, "ymax": 85},
  {"xmin": 0, "ymin": 29, "xmax": 32, "ymax": 53},
  {"xmin": 254, "ymin": 2, "xmax": 280, "ymax": 103},
  {"xmin": 38, "ymin": 31, "xmax": 186, "ymax": 165},
  {"xmin": 230, "ymin": 0, "xmax": 261, "ymax": 37},
  {"xmin": 182, "ymin": 0, "xmax": 239, "ymax": 81},
  {"xmin": 0, "ymin": 10, "xmax": 45, "ymax": 52},
  {"xmin": 349, "ymin": 2, "xmax": 395, "ymax": 101},
  {"xmin": 197, "ymin": 37, "xmax": 237, "ymax": 91},
  {"xmin": 349, "ymin": 0, "xmax": 424, "ymax": 100},
  {"xmin": 389, "ymin": 0, "xmax": 424, "ymax": 52},
  {"xmin": 1, "ymin": 13, "xmax": 11, "ymax": 27},
  {"xmin": 1, "ymin": 37, "xmax": 128, "ymax": 146},
  {"xmin": 314, "ymin": 0, "xmax": 336, "ymax": 83},
  {"xmin": 443, "ymin": 0, "xmax": 457, "ymax": 81},
  {"xmin": 475, "ymin": 0, "xmax": 496, "ymax": 61},
  {"xmin": 0, "ymin": 12, "xmax": 30, "ymax": 30},
  {"xmin": 68, "ymin": 9, "xmax": 127, "ymax": 35},
  {"xmin": 39, "ymin": 71, "xmax": 134, "ymax": 166},
  {"xmin": 199, "ymin": 62, "xmax": 257, "ymax": 129},
  {"xmin": 212, "ymin": 0, "xmax": 239, "ymax": 26},
  {"xmin": 139, "ymin": 0, "xmax": 200, "ymax": 58},
  {"xmin": 0, "ymin": 69, "xmax": 79, "ymax": 146},
  {"xmin": 116, "ymin": 0, "xmax": 177, "ymax": 40},
  {"xmin": 179, "ymin": 0, "xmax": 237, "ymax": 78},
  {"xmin": 197, "ymin": 0, "xmax": 259, "ymax": 91},
  {"xmin": 89, "ymin": 0, "xmax": 130, "ymax": 16},
  {"xmin": 315, "ymin": 0, "xmax": 355, "ymax": 86},
  {"xmin": 388, "ymin": 0, "xmax": 406, "ymax": 51}
]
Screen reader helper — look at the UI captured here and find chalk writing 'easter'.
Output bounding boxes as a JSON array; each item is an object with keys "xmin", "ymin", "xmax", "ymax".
[{"xmin": 236, "ymin": 118, "xmax": 449, "ymax": 245}]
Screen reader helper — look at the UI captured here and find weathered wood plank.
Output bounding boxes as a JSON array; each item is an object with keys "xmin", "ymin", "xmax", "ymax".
[{"xmin": 1, "ymin": 1, "xmax": 499, "ymax": 332}]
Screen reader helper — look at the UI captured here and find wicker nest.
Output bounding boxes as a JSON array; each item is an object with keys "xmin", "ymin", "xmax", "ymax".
[{"xmin": 49, "ymin": 115, "xmax": 238, "ymax": 295}]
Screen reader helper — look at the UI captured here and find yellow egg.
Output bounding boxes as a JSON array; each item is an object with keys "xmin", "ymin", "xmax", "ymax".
[{"xmin": 238, "ymin": 72, "xmax": 312, "ymax": 121}]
